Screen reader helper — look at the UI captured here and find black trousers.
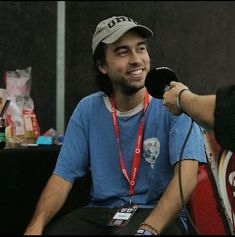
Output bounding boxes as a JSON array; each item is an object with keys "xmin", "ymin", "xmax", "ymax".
[{"xmin": 44, "ymin": 207, "xmax": 187, "ymax": 235}]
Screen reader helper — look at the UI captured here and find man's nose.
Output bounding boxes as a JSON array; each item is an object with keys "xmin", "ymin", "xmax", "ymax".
[{"xmin": 129, "ymin": 51, "xmax": 141, "ymax": 65}]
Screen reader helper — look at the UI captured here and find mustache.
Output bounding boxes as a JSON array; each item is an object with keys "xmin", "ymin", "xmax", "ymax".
[{"xmin": 127, "ymin": 63, "xmax": 144, "ymax": 70}]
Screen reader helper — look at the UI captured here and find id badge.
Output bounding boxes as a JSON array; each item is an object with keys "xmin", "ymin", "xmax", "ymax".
[{"xmin": 107, "ymin": 203, "xmax": 138, "ymax": 227}]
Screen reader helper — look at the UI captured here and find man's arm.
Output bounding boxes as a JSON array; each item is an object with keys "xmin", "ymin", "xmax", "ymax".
[
  {"xmin": 24, "ymin": 174, "xmax": 73, "ymax": 235},
  {"xmin": 163, "ymin": 81, "xmax": 216, "ymax": 129},
  {"xmin": 140, "ymin": 159, "xmax": 198, "ymax": 234}
]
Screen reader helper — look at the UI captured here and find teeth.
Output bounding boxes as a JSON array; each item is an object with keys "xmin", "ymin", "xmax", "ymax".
[{"xmin": 130, "ymin": 69, "xmax": 142, "ymax": 75}]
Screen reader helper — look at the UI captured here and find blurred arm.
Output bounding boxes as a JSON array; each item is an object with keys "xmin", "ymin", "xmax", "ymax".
[
  {"xmin": 163, "ymin": 81, "xmax": 216, "ymax": 129},
  {"xmin": 24, "ymin": 174, "xmax": 72, "ymax": 235}
]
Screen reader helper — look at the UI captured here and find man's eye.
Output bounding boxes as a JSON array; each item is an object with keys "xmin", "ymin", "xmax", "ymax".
[
  {"xmin": 139, "ymin": 46, "xmax": 147, "ymax": 51},
  {"xmin": 117, "ymin": 50, "xmax": 127, "ymax": 56}
]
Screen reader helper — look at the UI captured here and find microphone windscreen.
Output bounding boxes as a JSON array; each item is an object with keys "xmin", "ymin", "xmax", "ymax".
[{"xmin": 145, "ymin": 67, "xmax": 178, "ymax": 99}]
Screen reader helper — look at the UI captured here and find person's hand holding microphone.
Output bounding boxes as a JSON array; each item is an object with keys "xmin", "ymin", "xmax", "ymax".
[{"xmin": 163, "ymin": 81, "xmax": 190, "ymax": 115}]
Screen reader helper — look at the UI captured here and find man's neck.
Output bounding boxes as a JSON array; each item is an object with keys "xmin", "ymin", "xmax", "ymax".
[{"xmin": 112, "ymin": 87, "xmax": 146, "ymax": 112}]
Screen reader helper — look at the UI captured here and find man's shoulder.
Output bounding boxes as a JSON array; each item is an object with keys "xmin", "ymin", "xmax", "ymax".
[
  {"xmin": 74, "ymin": 91, "xmax": 107, "ymax": 114},
  {"xmin": 79, "ymin": 91, "xmax": 105, "ymax": 105},
  {"xmin": 71, "ymin": 91, "xmax": 106, "ymax": 121}
]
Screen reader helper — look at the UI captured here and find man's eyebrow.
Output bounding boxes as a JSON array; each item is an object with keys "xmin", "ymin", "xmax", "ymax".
[{"xmin": 113, "ymin": 41, "xmax": 147, "ymax": 53}]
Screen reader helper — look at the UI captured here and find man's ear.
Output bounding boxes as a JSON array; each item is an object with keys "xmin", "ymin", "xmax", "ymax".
[{"xmin": 98, "ymin": 63, "xmax": 107, "ymax": 74}]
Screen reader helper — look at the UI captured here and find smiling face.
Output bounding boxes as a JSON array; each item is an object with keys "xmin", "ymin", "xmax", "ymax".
[{"xmin": 98, "ymin": 30, "xmax": 150, "ymax": 96}]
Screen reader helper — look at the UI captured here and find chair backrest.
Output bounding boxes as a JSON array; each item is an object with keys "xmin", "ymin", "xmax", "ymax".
[{"xmin": 188, "ymin": 130, "xmax": 234, "ymax": 235}]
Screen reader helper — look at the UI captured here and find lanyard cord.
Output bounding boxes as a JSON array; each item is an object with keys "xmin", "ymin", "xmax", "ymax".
[{"xmin": 110, "ymin": 91, "xmax": 149, "ymax": 197}]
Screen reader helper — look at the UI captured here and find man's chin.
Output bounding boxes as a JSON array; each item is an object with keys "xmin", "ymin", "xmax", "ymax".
[{"xmin": 123, "ymin": 85, "xmax": 145, "ymax": 95}]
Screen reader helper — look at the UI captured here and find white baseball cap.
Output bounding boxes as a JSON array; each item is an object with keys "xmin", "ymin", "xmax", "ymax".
[{"xmin": 92, "ymin": 16, "xmax": 154, "ymax": 55}]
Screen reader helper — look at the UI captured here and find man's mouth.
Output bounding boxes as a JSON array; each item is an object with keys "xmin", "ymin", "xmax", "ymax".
[{"xmin": 130, "ymin": 69, "xmax": 143, "ymax": 75}]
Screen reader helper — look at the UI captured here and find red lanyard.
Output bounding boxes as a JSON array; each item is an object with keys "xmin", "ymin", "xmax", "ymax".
[{"xmin": 110, "ymin": 91, "xmax": 150, "ymax": 197}]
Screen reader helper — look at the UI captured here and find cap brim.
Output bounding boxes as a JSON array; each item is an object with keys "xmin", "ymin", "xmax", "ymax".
[{"xmin": 102, "ymin": 25, "xmax": 154, "ymax": 44}]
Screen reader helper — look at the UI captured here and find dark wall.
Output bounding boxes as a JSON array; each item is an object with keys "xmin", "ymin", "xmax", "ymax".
[
  {"xmin": 65, "ymin": 1, "xmax": 235, "ymax": 125},
  {"xmin": 0, "ymin": 1, "xmax": 56, "ymax": 133},
  {"xmin": 1, "ymin": 2, "xmax": 235, "ymax": 131}
]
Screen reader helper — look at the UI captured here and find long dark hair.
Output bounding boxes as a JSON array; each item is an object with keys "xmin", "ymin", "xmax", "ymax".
[{"xmin": 92, "ymin": 43, "xmax": 113, "ymax": 97}]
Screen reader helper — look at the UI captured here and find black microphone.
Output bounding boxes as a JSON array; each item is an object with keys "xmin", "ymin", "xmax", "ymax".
[{"xmin": 145, "ymin": 67, "xmax": 178, "ymax": 99}]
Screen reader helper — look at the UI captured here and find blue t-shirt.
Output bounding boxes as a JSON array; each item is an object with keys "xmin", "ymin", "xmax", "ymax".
[{"xmin": 54, "ymin": 91, "xmax": 206, "ymax": 208}]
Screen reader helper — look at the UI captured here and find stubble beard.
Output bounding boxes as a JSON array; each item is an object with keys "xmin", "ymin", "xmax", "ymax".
[
  {"xmin": 113, "ymin": 78, "xmax": 145, "ymax": 96},
  {"xmin": 121, "ymin": 84, "xmax": 145, "ymax": 95}
]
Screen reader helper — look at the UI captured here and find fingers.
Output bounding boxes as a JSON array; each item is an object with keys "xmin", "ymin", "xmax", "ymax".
[
  {"xmin": 162, "ymin": 81, "xmax": 188, "ymax": 117},
  {"xmin": 162, "ymin": 101, "xmax": 182, "ymax": 116},
  {"xmin": 169, "ymin": 81, "xmax": 188, "ymax": 90},
  {"xmin": 164, "ymin": 85, "xmax": 170, "ymax": 92},
  {"xmin": 169, "ymin": 81, "xmax": 178, "ymax": 87}
]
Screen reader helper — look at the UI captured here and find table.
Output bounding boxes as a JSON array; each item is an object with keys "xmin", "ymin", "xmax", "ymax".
[{"xmin": 0, "ymin": 146, "xmax": 60, "ymax": 234}]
